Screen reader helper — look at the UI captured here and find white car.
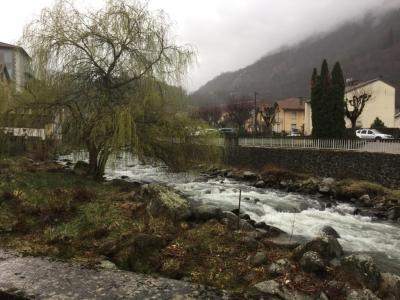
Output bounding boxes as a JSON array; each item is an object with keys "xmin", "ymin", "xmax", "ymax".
[{"xmin": 356, "ymin": 129, "xmax": 393, "ymax": 140}]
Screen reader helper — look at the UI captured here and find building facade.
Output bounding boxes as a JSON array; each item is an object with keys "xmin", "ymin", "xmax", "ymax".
[
  {"xmin": 273, "ymin": 98, "xmax": 306, "ymax": 133},
  {"xmin": 304, "ymin": 79, "xmax": 396, "ymax": 135},
  {"xmin": 0, "ymin": 42, "xmax": 31, "ymax": 91}
]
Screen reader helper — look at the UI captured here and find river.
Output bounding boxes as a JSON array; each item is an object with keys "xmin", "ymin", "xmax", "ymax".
[{"xmin": 61, "ymin": 153, "xmax": 400, "ymax": 275}]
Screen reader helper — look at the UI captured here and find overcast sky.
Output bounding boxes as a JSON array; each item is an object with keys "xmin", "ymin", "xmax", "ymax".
[{"xmin": 1, "ymin": 0, "xmax": 399, "ymax": 91}]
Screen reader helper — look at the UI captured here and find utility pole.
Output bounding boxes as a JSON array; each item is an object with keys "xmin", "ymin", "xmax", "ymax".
[{"xmin": 254, "ymin": 92, "xmax": 258, "ymax": 133}]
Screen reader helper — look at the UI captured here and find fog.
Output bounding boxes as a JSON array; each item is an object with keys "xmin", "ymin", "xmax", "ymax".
[{"xmin": 1, "ymin": 0, "xmax": 399, "ymax": 91}]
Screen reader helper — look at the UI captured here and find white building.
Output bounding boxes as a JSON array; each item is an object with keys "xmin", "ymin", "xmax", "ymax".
[
  {"xmin": 305, "ymin": 78, "xmax": 396, "ymax": 135},
  {"xmin": 0, "ymin": 42, "xmax": 31, "ymax": 91}
]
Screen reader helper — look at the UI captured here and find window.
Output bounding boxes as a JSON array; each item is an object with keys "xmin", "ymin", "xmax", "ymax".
[
  {"xmin": 368, "ymin": 130, "xmax": 374, "ymax": 135},
  {"xmin": 291, "ymin": 124, "xmax": 297, "ymax": 130},
  {"xmin": 291, "ymin": 112, "xmax": 296, "ymax": 120},
  {"xmin": 361, "ymin": 130, "xmax": 367, "ymax": 134}
]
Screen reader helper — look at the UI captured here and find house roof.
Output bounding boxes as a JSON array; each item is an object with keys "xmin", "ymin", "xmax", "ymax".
[
  {"xmin": 345, "ymin": 78, "xmax": 395, "ymax": 93},
  {"xmin": 276, "ymin": 97, "xmax": 306, "ymax": 111},
  {"xmin": 0, "ymin": 41, "xmax": 31, "ymax": 59}
]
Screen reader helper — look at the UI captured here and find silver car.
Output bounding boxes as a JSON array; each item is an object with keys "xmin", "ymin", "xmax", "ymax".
[{"xmin": 356, "ymin": 129, "xmax": 393, "ymax": 140}]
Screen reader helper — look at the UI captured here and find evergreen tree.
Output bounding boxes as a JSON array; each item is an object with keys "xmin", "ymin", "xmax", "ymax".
[
  {"xmin": 310, "ymin": 68, "xmax": 321, "ymax": 137},
  {"xmin": 319, "ymin": 59, "xmax": 331, "ymax": 138},
  {"xmin": 330, "ymin": 62, "xmax": 346, "ymax": 138}
]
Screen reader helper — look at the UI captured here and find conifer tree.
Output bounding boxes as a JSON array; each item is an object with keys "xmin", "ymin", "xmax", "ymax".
[
  {"xmin": 330, "ymin": 62, "xmax": 346, "ymax": 138},
  {"xmin": 310, "ymin": 68, "xmax": 321, "ymax": 137},
  {"xmin": 318, "ymin": 59, "xmax": 331, "ymax": 137}
]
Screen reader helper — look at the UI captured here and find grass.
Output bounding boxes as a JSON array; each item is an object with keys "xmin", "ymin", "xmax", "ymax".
[{"xmin": 0, "ymin": 156, "xmax": 381, "ymax": 297}]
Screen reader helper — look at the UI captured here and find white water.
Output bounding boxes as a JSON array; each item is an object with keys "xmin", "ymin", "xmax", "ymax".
[{"xmin": 61, "ymin": 153, "xmax": 400, "ymax": 274}]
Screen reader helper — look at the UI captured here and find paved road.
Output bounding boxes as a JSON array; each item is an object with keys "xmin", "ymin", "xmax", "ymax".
[{"xmin": 0, "ymin": 250, "xmax": 235, "ymax": 300}]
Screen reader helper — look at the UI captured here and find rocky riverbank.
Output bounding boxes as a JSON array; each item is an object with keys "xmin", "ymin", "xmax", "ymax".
[
  {"xmin": 199, "ymin": 165, "xmax": 400, "ymax": 223},
  {"xmin": 1, "ymin": 157, "xmax": 399, "ymax": 299}
]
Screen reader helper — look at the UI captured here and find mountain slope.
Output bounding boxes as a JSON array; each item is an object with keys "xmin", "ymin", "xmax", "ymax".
[{"xmin": 193, "ymin": 8, "xmax": 400, "ymax": 107}]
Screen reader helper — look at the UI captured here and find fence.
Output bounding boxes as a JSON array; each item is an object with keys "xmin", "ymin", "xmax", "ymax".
[{"xmin": 236, "ymin": 137, "xmax": 400, "ymax": 154}]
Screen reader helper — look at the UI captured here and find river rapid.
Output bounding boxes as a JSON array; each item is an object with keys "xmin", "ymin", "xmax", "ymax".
[{"xmin": 61, "ymin": 153, "xmax": 400, "ymax": 275}]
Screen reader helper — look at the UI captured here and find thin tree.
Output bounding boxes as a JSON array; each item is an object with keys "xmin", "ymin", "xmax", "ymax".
[
  {"xmin": 20, "ymin": 0, "xmax": 196, "ymax": 179},
  {"xmin": 225, "ymin": 97, "xmax": 253, "ymax": 133},
  {"xmin": 259, "ymin": 102, "xmax": 278, "ymax": 136},
  {"xmin": 197, "ymin": 105, "xmax": 222, "ymax": 127},
  {"xmin": 345, "ymin": 88, "xmax": 373, "ymax": 131}
]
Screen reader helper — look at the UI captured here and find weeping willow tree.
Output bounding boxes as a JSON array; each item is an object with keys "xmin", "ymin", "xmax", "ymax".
[{"xmin": 20, "ymin": 0, "xmax": 217, "ymax": 179}]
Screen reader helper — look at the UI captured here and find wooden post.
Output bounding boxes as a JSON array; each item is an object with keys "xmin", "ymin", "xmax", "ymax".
[{"xmin": 237, "ymin": 189, "xmax": 242, "ymax": 230}]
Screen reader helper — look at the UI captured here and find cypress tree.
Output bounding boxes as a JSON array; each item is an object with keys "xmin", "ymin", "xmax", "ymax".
[
  {"xmin": 310, "ymin": 68, "xmax": 321, "ymax": 137},
  {"xmin": 319, "ymin": 59, "xmax": 331, "ymax": 138},
  {"xmin": 330, "ymin": 62, "xmax": 346, "ymax": 138}
]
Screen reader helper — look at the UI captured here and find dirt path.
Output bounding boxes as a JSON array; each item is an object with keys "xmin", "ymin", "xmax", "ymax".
[{"xmin": 0, "ymin": 250, "xmax": 233, "ymax": 300}]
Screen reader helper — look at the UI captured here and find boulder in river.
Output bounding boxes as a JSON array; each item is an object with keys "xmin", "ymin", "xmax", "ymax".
[
  {"xmin": 320, "ymin": 225, "xmax": 341, "ymax": 238},
  {"xmin": 254, "ymin": 180, "xmax": 266, "ymax": 188},
  {"xmin": 342, "ymin": 254, "xmax": 382, "ymax": 291},
  {"xmin": 243, "ymin": 171, "xmax": 258, "ymax": 181},
  {"xmin": 143, "ymin": 184, "xmax": 191, "ymax": 222},
  {"xmin": 293, "ymin": 236, "xmax": 343, "ymax": 261},
  {"xmin": 358, "ymin": 194, "xmax": 373, "ymax": 207},
  {"xmin": 388, "ymin": 206, "xmax": 400, "ymax": 221},
  {"xmin": 192, "ymin": 204, "xmax": 222, "ymax": 221},
  {"xmin": 299, "ymin": 251, "xmax": 326, "ymax": 273},
  {"xmin": 318, "ymin": 177, "xmax": 336, "ymax": 194}
]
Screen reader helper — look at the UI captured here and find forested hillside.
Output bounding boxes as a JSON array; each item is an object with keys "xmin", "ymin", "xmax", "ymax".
[{"xmin": 193, "ymin": 8, "xmax": 400, "ymax": 107}]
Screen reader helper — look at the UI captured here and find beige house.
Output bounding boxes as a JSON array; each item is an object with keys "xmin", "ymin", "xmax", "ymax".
[
  {"xmin": 273, "ymin": 98, "xmax": 306, "ymax": 133},
  {"xmin": 305, "ymin": 78, "xmax": 396, "ymax": 135}
]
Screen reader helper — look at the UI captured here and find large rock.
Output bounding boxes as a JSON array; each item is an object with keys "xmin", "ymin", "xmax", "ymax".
[
  {"xmin": 293, "ymin": 236, "xmax": 343, "ymax": 261},
  {"xmin": 379, "ymin": 272, "xmax": 400, "ymax": 299},
  {"xmin": 143, "ymin": 185, "xmax": 191, "ymax": 221},
  {"xmin": 346, "ymin": 289, "xmax": 380, "ymax": 300},
  {"xmin": 342, "ymin": 254, "xmax": 382, "ymax": 291},
  {"xmin": 359, "ymin": 194, "xmax": 373, "ymax": 207},
  {"xmin": 251, "ymin": 280, "xmax": 312, "ymax": 300},
  {"xmin": 388, "ymin": 206, "xmax": 400, "ymax": 221},
  {"xmin": 248, "ymin": 251, "xmax": 268, "ymax": 267},
  {"xmin": 254, "ymin": 180, "xmax": 266, "ymax": 188},
  {"xmin": 320, "ymin": 225, "xmax": 341, "ymax": 238},
  {"xmin": 192, "ymin": 204, "xmax": 222, "ymax": 221},
  {"xmin": 267, "ymin": 259, "xmax": 292, "ymax": 277},
  {"xmin": 300, "ymin": 251, "xmax": 326, "ymax": 273},
  {"xmin": 318, "ymin": 177, "xmax": 336, "ymax": 194},
  {"xmin": 243, "ymin": 171, "xmax": 258, "ymax": 181}
]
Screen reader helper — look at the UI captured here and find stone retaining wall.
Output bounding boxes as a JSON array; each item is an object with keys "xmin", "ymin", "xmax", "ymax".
[{"xmin": 224, "ymin": 146, "xmax": 400, "ymax": 187}]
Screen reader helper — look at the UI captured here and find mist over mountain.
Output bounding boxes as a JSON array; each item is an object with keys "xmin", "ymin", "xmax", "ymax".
[{"xmin": 192, "ymin": 8, "xmax": 400, "ymax": 108}]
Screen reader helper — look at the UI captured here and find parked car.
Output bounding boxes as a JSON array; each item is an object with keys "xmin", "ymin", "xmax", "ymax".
[
  {"xmin": 288, "ymin": 130, "xmax": 301, "ymax": 137},
  {"xmin": 218, "ymin": 128, "xmax": 237, "ymax": 134},
  {"xmin": 355, "ymin": 129, "xmax": 393, "ymax": 140}
]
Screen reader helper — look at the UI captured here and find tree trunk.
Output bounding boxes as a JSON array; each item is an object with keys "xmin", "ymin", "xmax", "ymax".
[
  {"xmin": 351, "ymin": 119, "xmax": 357, "ymax": 131},
  {"xmin": 87, "ymin": 142, "xmax": 110, "ymax": 181}
]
